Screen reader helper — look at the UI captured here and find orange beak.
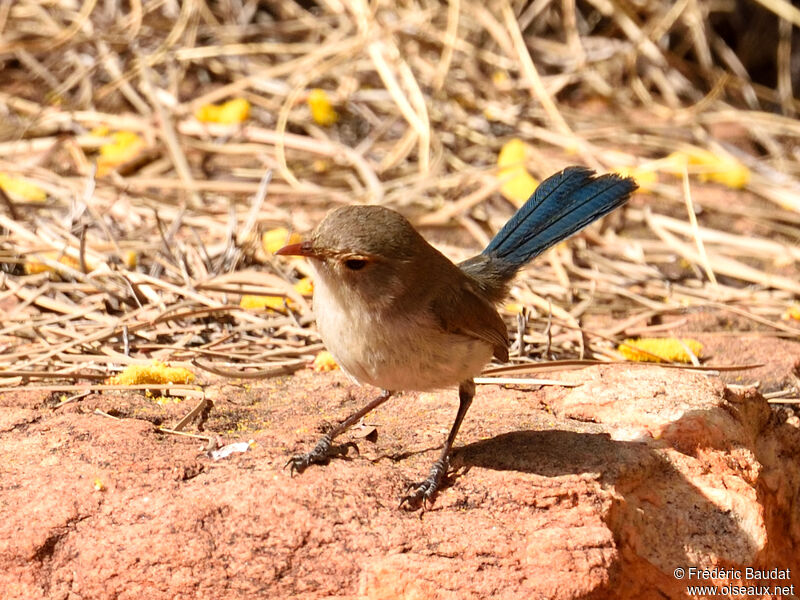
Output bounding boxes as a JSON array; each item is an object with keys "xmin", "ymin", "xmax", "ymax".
[{"xmin": 275, "ymin": 240, "xmax": 316, "ymax": 257}]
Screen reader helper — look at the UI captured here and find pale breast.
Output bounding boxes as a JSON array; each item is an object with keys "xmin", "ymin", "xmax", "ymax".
[{"xmin": 312, "ymin": 271, "xmax": 493, "ymax": 391}]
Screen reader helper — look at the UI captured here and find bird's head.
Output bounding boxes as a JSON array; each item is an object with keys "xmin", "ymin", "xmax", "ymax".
[{"xmin": 276, "ymin": 205, "xmax": 432, "ymax": 307}]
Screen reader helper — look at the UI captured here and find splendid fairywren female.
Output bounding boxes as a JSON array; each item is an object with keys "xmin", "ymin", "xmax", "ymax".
[{"xmin": 277, "ymin": 166, "xmax": 637, "ymax": 508}]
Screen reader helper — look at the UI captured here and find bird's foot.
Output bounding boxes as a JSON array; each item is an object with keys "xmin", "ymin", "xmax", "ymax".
[
  {"xmin": 285, "ymin": 434, "xmax": 358, "ymax": 475},
  {"xmin": 399, "ymin": 456, "xmax": 449, "ymax": 510}
]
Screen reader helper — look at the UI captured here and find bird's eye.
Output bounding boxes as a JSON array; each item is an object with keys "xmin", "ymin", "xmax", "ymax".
[{"xmin": 344, "ymin": 258, "xmax": 367, "ymax": 271}]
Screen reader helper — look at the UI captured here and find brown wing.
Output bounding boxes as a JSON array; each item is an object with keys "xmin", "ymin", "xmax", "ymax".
[{"xmin": 431, "ymin": 280, "xmax": 509, "ymax": 362}]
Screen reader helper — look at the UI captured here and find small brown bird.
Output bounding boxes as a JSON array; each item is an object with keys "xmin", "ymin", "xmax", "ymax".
[{"xmin": 278, "ymin": 167, "xmax": 636, "ymax": 508}]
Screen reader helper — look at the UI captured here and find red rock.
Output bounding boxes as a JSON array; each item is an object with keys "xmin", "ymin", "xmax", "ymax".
[{"xmin": 0, "ymin": 365, "xmax": 797, "ymax": 599}]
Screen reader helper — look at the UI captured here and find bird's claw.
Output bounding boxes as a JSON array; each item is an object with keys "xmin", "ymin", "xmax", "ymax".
[
  {"xmin": 285, "ymin": 435, "xmax": 359, "ymax": 475},
  {"xmin": 399, "ymin": 457, "xmax": 449, "ymax": 510}
]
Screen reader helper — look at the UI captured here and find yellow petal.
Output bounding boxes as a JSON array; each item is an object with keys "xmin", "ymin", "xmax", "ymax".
[
  {"xmin": 263, "ymin": 227, "xmax": 301, "ymax": 254},
  {"xmin": 312, "ymin": 351, "xmax": 339, "ymax": 372},
  {"xmin": 497, "ymin": 139, "xmax": 538, "ymax": 207},
  {"xmin": 124, "ymin": 250, "xmax": 138, "ymax": 269},
  {"xmin": 312, "ymin": 159, "xmax": 330, "ymax": 173},
  {"xmin": 24, "ymin": 253, "xmax": 84, "ymax": 275},
  {"xmin": 97, "ymin": 131, "xmax": 145, "ymax": 175},
  {"xmin": 195, "ymin": 98, "xmax": 251, "ymax": 124},
  {"xmin": 240, "ymin": 294, "xmax": 293, "ymax": 311},
  {"xmin": 663, "ymin": 149, "xmax": 750, "ymax": 189},
  {"xmin": 217, "ymin": 98, "xmax": 251, "ymax": 124},
  {"xmin": 24, "ymin": 260, "xmax": 50, "ymax": 275},
  {"xmin": 0, "ymin": 173, "xmax": 47, "ymax": 202},
  {"xmin": 491, "ymin": 71, "xmax": 509, "ymax": 86},
  {"xmin": 497, "ymin": 138, "xmax": 527, "ymax": 170},
  {"xmin": 307, "ymin": 89, "xmax": 338, "ymax": 126},
  {"xmin": 195, "ymin": 104, "xmax": 221, "ymax": 122},
  {"xmin": 617, "ymin": 338, "xmax": 703, "ymax": 363},
  {"xmin": 613, "ymin": 167, "xmax": 657, "ymax": 193},
  {"xmin": 293, "ymin": 277, "xmax": 314, "ymax": 296},
  {"xmin": 782, "ymin": 303, "xmax": 800, "ymax": 321},
  {"xmin": 504, "ymin": 302, "xmax": 523, "ymax": 315}
]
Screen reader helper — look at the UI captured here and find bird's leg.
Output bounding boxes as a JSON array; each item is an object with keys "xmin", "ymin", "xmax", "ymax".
[
  {"xmin": 286, "ymin": 389, "xmax": 394, "ymax": 474},
  {"xmin": 400, "ymin": 379, "xmax": 475, "ymax": 509}
]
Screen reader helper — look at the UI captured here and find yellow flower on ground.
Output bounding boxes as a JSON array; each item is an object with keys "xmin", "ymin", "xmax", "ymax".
[
  {"xmin": 97, "ymin": 131, "xmax": 145, "ymax": 176},
  {"xmin": 497, "ymin": 138, "xmax": 538, "ymax": 207},
  {"xmin": 294, "ymin": 277, "xmax": 313, "ymax": 296},
  {"xmin": 312, "ymin": 351, "xmax": 339, "ymax": 372},
  {"xmin": 307, "ymin": 89, "xmax": 338, "ymax": 126},
  {"xmin": 108, "ymin": 361, "xmax": 195, "ymax": 385},
  {"xmin": 783, "ymin": 303, "xmax": 800, "ymax": 321},
  {"xmin": 618, "ymin": 338, "xmax": 703, "ymax": 363},
  {"xmin": 491, "ymin": 71, "xmax": 509, "ymax": 86},
  {"xmin": 24, "ymin": 253, "xmax": 82, "ymax": 275},
  {"xmin": 263, "ymin": 227, "xmax": 301, "ymax": 255},
  {"xmin": 613, "ymin": 166, "xmax": 656, "ymax": 193},
  {"xmin": 123, "ymin": 250, "xmax": 138, "ymax": 269},
  {"xmin": 663, "ymin": 149, "xmax": 750, "ymax": 189},
  {"xmin": 312, "ymin": 159, "xmax": 330, "ymax": 173},
  {"xmin": 0, "ymin": 173, "xmax": 47, "ymax": 202},
  {"xmin": 240, "ymin": 294, "xmax": 292, "ymax": 311},
  {"xmin": 195, "ymin": 98, "xmax": 251, "ymax": 124}
]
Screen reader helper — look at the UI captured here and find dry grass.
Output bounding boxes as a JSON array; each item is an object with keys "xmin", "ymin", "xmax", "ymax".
[{"xmin": 1, "ymin": 0, "xmax": 799, "ymax": 397}]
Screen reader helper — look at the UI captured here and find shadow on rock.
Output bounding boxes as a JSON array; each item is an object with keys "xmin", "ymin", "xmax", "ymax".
[{"xmin": 455, "ymin": 425, "xmax": 765, "ymax": 598}]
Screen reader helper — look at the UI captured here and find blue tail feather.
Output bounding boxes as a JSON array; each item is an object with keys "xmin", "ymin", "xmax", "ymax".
[{"xmin": 483, "ymin": 166, "xmax": 636, "ymax": 268}]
